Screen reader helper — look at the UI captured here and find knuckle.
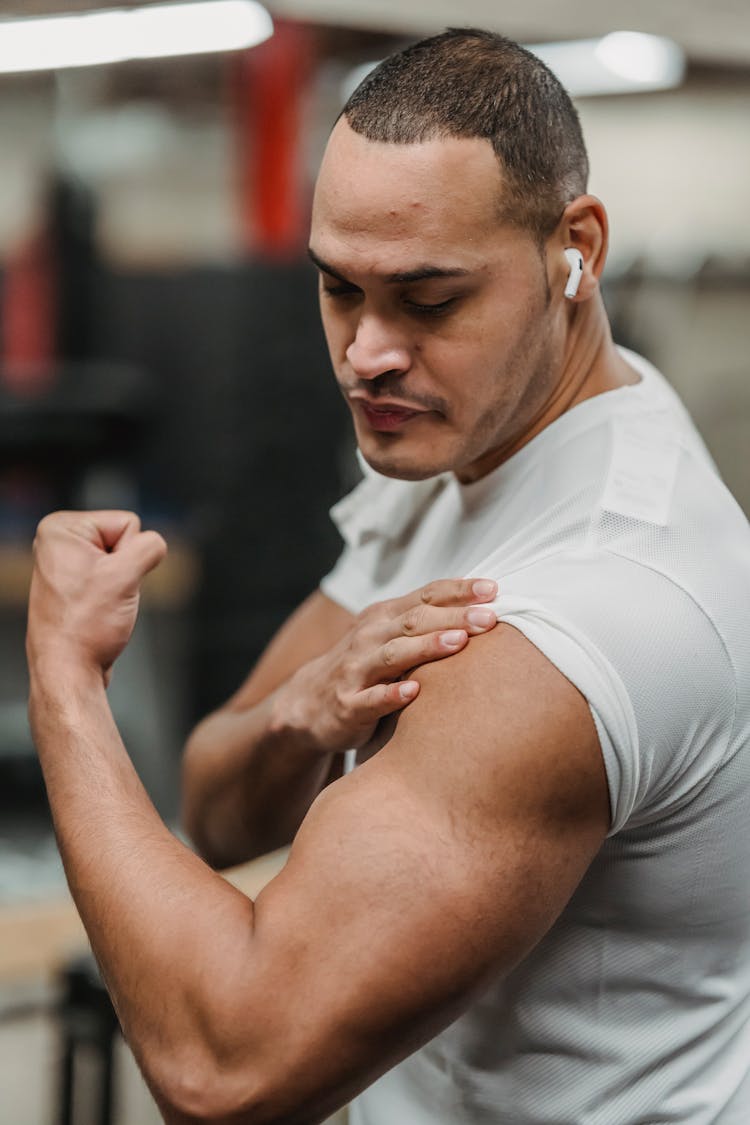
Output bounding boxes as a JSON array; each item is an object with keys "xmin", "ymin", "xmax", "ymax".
[
  {"xmin": 363, "ymin": 684, "xmax": 381, "ymax": 711},
  {"xmin": 379, "ymin": 684, "xmax": 397, "ymax": 710},
  {"xmin": 36, "ymin": 513, "xmax": 58, "ymax": 537},
  {"xmin": 381, "ymin": 639, "xmax": 397, "ymax": 668},
  {"xmin": 420, "ymin": 584, "xmax": 437, "ymax": 605},
  {"xmin": 402, "ymin": 607, "xmax": 423, "ymax": 634},
  {"xmin": 333, "ymin": 685, "xmax": 350, "ymax": 720}
]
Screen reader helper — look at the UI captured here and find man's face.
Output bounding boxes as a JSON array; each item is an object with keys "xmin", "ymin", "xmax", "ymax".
[{"xmin": 309, "ymin": 119, "xmax": 567, "ymax": 482}]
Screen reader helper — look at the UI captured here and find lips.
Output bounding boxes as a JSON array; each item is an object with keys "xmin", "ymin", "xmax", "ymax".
[{"xmin": 357, "ymin": 401, "xmax": 425, "ymax": 432}]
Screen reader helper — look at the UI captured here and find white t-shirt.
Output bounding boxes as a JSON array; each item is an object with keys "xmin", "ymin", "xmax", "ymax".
[{"xmin": 321, "ymin": 350, "xmax": 750, "ymax": 1124}]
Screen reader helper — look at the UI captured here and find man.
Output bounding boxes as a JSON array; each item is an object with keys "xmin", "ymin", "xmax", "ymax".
[{"xmin": 27, "ymin": 29, "xmax": 750, "ymax": 1125}]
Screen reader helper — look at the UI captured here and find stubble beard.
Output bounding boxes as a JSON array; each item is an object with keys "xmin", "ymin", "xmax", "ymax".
[
  {"xmin": 457, "ymin": 318, "xmax": 560, "ymax": 481},
  {"xmin": 352, "ymin": 342, "xmax": 556, "ymax": 484}
]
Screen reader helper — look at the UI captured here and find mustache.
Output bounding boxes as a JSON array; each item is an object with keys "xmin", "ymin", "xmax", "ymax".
[{"xmin": 341, "ymin": 378, "xmax": 449, "ymax": 416}]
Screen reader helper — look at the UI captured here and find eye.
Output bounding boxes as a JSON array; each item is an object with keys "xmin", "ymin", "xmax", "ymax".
[
  {"xmin": 322, "ymin": 283, "xmax": 361, "ymax": 300},
  {"xmin": 405, "ymin": 298, "xmax": 456, "ymax": 318}
]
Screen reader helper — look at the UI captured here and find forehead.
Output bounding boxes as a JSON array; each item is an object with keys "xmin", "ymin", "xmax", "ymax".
[{"xmin": 310, "ymin": 119, "xmax": 511, "ymax": 271}]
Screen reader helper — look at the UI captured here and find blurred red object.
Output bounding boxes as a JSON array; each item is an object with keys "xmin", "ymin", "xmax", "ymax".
[
  {"xmin": 230, "ymin": 19, "xmax": 316, "ymax": 258},
  {"xmin": 1, "ymin": 225, "xmax": 57, "ymax": 396}
]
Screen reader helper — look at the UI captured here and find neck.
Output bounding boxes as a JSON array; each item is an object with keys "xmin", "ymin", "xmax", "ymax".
[{"xmin": 457, "ymin": 295, "xmax": 639, "ymax": 483}]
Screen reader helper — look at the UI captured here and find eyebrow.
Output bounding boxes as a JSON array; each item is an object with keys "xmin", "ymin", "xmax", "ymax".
[{"xmin": 307, "ymin": 247, "xmax": 471, "ymax": 285}]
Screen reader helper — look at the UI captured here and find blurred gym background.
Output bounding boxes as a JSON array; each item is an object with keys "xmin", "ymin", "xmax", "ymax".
[{"xmin": 0, "ymin": 1, "xmax": 747, "ymax": 1121}]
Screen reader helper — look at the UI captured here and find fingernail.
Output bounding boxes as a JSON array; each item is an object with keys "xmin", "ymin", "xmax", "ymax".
[
  {"xmin": 399, "ymin": 681, "xmax": 418, "ymax": 700},
  {"xmin": 472, "ymin": 580, "xmax": 497, "ymax": 598},
  {"xmin": 441, "ymin": 630, "xmax": 466, "ymax": 648},
  {"xmin": 467, "ymin": 607, "xmax": 497, "ymax": 629}
]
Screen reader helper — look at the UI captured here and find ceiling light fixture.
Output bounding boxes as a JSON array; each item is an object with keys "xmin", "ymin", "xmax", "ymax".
[
  {"xmin": 533, "ymin": 32, "xmax": 685, "ymax": 96},
  {"xmin": 0, "ymin": 1, "xmax": 273, "ymax": 74}
]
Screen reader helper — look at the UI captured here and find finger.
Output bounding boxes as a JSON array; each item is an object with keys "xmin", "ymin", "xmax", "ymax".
[
  {"xmin": 36, "ymin": 510, "xmax": 117, "ymax": 548},
  {"xmin": 87, "ymin": 510, "xmax": 142, "ymax": 551},
  {"xmin": 419, "ymin": 577, "xmax": 498, "ymax": 605},
  {"xmin": 354, "ymin": 679, "xmax": 421, "ymax": 723},
  {"xmin": 357, "ymin": 634, "xmax": 465, "ymax": 684},
  {"xmin": 113, "ymin": 529, "xmax": 168, "ymax": 580},
  {"xmin": 386, "ymin": 577, "xmax": 498, "ymax": 616},
  {"xmin": 369, "ymin": 629, "xmax": 471, "ymax": 681},
  {"xmin": 393, "ymin": 603, "xmax": 498, "ymax": 643},
  {"xmin": 41, "ymin": 510, "xmax": 142, "ymax": 552}
]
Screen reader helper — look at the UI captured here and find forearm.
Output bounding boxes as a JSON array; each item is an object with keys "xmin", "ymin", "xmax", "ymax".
[
  {"xmin": 181, "ymin": 695, "xmax": 339, "ymax": 868},
  {"xmin": 29, "ymin": 664, "xmax": 263, "ymax": 1115}
]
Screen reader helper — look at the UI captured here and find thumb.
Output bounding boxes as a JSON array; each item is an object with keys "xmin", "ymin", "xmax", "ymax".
[{"xmin": 113, "ymin": 529, "xmax": 168, "ymax": 580}]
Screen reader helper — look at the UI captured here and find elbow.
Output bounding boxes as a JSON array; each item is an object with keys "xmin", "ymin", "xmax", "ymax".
[
  {"xmin": 139, "ymin": 992, "xmax": 341, "ymax": 1125},
  {"xmin": 156, "ymin": 1062, "xmax": 331, "ymax": 1125},
  {"xmin": 149, "ymin": 1047, "xmax": 268, "ymax": 1124},
  {"xmin": 146, "ymin": 1013, "xmax": 337, "ymax": 1125},
  {"xmin": 157, "ymin": 1073, "xmax": 337, "ymax": 1125}
]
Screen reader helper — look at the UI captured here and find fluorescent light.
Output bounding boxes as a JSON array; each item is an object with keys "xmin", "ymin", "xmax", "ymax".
[
  {"xmin": 594, "ymin": 32, "xmax": 685, "ymax": 87},
  {"xmin": 129, "ymin": 1, "xmax": 273, "ymax": 62},
  {"xmin": 341, "ymin": 32, "xmax": 685, "ymax": 103},
  {"xmin": 0, "ymin": 1, "xmax": 273, "ymax": 74},
  {"xmin": 529, "ymin": 33, "xmax": 685, "ymax": 96}
]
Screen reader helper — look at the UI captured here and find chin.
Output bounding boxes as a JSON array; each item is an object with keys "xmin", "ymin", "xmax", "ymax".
[{"xmin": 357, "ymin": 440, "xmax": 452, "ymax": 482}]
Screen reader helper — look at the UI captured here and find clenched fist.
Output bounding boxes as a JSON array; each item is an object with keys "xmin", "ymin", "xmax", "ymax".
[{"xmin": 27, "ymin": 511, "xmax": 167, "ymax": 684}]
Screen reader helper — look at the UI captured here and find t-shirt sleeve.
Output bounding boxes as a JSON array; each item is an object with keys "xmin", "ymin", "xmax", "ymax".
[{"xmin": 474, "ymin": 549, "xmax": 737, "ymax": 835}]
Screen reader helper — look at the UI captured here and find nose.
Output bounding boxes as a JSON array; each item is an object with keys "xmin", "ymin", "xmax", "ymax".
[{"xmin": 345, "ymin": 313, "xmax": 412, "ymax": 382}]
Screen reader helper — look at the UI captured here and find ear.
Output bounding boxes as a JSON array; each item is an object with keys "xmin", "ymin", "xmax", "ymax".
[{"xmin": 554, "ymin": 195, "xmax": 609, "ymax": 303}]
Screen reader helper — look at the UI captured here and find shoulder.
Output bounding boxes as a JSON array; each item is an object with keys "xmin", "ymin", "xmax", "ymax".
[
  {"xmin": 375, "ymin": 621, "xmax": 609, "ymax": 840},
  {"xmin": 484, "ymin": 547, "xmax": 740, "ymax": 829}
]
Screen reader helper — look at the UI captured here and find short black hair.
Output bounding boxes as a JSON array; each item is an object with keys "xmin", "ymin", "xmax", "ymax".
[{"xmin": 342, "ymin": 28, "xmax": 589, "ymax": 242}]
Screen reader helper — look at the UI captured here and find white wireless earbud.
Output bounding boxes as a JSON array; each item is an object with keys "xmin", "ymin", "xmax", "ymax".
[{"xmin": 563, "ymin": 248, "xmax": 584, "ymax": 299}]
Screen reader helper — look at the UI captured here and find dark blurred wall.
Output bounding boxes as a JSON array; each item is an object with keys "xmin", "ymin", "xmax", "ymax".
[{"xmin": 88, "ymin": 258, "xmax": 351, "ymax": 719}]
